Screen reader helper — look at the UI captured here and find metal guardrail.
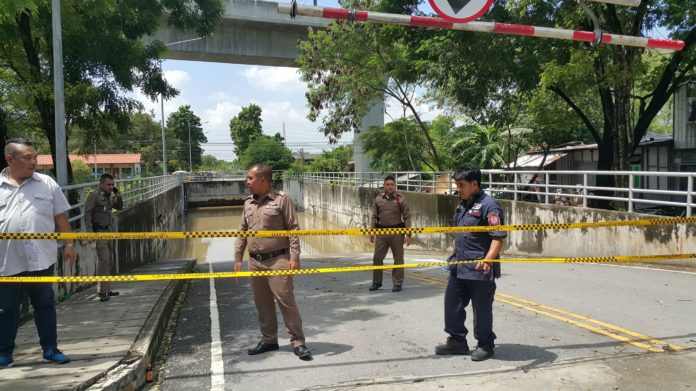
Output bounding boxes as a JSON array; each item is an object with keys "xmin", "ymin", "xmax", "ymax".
[
  {"xmin": 62, "ymin": 175, "xmax": 183, "ymax": 226},
  {"xmin": 283, "ymin": 170, "xmax": 696, "ymax": 217}
]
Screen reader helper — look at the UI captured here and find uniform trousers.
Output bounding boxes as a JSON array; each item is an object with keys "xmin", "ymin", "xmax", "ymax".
[
  {"xmin": 444, "ymin": 274, "xmax": 497, "ymax": 347},
  {"xmin": 95, "ymin": 236, "xmax": 113, "ymax": 294},
  {"xmin": 249, "ymin": 255, "xmax": 305, "ymax": 347},
  {"xmin": 0, "ymin": 265, "xmax": 57, "ymax": 355},
  {"xmin": 372, "ymin": 234, "xmax": 405, "ymax": 285}
]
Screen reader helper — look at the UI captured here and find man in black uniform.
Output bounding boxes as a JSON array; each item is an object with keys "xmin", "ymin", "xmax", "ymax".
[{"xmin": 435, "ymin": 163, "xmax": 506, "ymax": 361}]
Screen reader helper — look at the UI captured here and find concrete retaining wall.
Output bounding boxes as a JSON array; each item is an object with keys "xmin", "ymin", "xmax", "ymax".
[
  {"xmin": 22, "ymin": 186, "xmax": 187, "ymax": 320},
  {"xmin": 284, "ymin": 180, "xmax": 695, "ymax": 265},
  {"xmin": 184, "ymin": 180, "xmax": 248, "ymax": 206}
]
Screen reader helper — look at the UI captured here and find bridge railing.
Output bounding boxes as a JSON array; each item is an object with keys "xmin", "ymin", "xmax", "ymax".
[
  {"xmin": 62, "ymin": 175, "xmax": 183, "ymax": 227},
  {"xmin": 283, "ymin": 170, "xmax": 696, "ymax": 217}
]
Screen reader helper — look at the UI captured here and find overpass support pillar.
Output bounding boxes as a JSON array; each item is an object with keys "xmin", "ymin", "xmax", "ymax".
[{"xmin": 354, "ymin": 99, "xmax": 384, "ymax": 174}]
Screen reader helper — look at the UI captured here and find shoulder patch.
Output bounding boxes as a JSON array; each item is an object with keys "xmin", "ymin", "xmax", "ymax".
[
  {"xmin": 487, "ymin": 212, "xmax": 501, "ymax": 226},
  {"xmin": 276, "ymin": 190, "xmax": 287, "ymax": 197}
]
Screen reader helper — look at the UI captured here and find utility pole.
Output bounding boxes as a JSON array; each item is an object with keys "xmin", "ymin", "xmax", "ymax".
[
  {"xmin": 282, "ymin": 122, "xmax": 286, "ymax": 145},
  {"xmin": 187, "ymin": 120, "xmax": 192, "ymax": 173},
  {"xmin": 160, "ymin": 69, "xmax": 167, "ymax": 176},
  {"xmin": 52, "ymin": 0, "xmax": 67, "ymax": 186}
]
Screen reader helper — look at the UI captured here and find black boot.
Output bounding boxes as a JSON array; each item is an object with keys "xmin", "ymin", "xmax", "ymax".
[{"xmin": 435, "ymin": 337, "xmax": 470, "ymax": 355}]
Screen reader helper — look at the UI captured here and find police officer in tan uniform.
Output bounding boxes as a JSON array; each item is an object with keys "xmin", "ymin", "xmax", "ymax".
[
  {"xmin": 234, "ymin": 163, "xmax": 312, "ymax": 361},
  {"xmin": 369, "ymin": 176, "xmax": 411, "ymax": 292},
  {"xmin": 84, "ymin": 173, "xmax": 123, "ymax": 302}
]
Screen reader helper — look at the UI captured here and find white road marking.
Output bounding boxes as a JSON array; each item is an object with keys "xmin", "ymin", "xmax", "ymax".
[{"xmin": 209, "ymin": 262, "xmax": 225, "ymax": 390}]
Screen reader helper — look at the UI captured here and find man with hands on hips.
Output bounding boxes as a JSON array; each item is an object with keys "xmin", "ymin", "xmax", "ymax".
[{"xmin": 234, "ymin": 163, "xmax": 312, "ymax": 361}]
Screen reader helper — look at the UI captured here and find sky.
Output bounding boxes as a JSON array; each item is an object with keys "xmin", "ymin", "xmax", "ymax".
[{"xmin": 135, "ymin": 0, "xmax": 442, "ymax": 162}]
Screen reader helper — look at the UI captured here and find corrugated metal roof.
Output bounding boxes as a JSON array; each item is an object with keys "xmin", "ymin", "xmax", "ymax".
[
  {"xmin": 37, "ymin": 154, "xmax": 142, "ymax": 165},
  {"xmin": 511, "ymin": 152, "xmax": 567, "ymax": 168}
]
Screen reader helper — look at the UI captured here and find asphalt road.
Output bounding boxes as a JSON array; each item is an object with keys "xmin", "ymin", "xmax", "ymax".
[{"xmin": 156, "ymin": 251, "xmax": 696, "ymax": 390}]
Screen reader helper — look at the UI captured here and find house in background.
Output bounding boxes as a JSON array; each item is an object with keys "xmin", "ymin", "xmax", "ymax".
[
  {"xmin": 511, "ymin": 133, "xmax": 672, "ymax": 188},
  {"xmin": 37, "ymin": 153, "xmax": 142, "ymax": 178}
]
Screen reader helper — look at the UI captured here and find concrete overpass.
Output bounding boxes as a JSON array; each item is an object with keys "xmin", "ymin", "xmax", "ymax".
[{"xmin": 148, "ymin": 0, "xmax": 382, "ymax": 171}]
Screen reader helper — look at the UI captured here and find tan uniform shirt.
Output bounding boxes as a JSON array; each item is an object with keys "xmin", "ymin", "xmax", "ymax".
[
  {"xmin": 84, "ymin": 190, "xmax": 123, "ymax": 231},
  {"xmin": 370, "ymin": 192, "xmax": 411, "ymax": 229},
  {"xmin": 234, "ymin": 189, "xmax": 300, "ymax": 262}
]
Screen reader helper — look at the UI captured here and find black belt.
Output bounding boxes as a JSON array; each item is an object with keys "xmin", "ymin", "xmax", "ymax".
[
  {"xmin": 249, "ymin": 249, "xmax": 288, "ymax": 262},
  {"xmin": 93, "ymin": 224, "xmax": 110, "ymax": 231}
]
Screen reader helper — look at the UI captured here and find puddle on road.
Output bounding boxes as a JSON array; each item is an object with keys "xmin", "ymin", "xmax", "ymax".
[{"xmin": 182, "ymin": 206, "xmax": 375, "ymax": 264}]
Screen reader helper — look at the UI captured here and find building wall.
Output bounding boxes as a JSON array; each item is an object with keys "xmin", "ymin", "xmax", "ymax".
[
  {"xmin": 284, "ymin": 180, "xmax": 695, "ymax": 266},
  {"xmin": 674, "ymin": 83, "xmax": 696, "ymax": 150}
]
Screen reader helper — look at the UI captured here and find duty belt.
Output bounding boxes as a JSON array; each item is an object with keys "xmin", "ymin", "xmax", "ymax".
[{"xmin": 249, "ymin": 249, "xmax": 288, "ymax": 262}]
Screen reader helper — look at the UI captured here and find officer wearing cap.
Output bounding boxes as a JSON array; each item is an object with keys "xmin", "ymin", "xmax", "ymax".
[
  {"xmin": 84, "ymin": 173, "xmax": 123, "ymax": 302},
  {"xmin": 435, "ymin": 163, "xmax": 506, "ymax": 361},
  {"xmin": 368, "ymin": 176, "xmax": 411, "ymax": 292},
  {"xmin": 234, "ymin": 163, "xmax": 312, "ymax": 361}
]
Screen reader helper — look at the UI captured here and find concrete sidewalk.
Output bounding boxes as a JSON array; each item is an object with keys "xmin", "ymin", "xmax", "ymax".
[{"xmin": 1, "ymin": 258, "xmax": 195, "ymax": 391}]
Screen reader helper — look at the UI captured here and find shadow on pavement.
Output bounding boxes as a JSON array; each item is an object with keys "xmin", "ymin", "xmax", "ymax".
[{"xmin": 493, "ymin": 343, "xmax": 559, "ymax": 372}]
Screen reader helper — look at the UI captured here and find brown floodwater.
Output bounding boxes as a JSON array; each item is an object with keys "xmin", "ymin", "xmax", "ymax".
[{"xmin": 182, "ymin": 206, "xmax": 376, "ymax": 264}]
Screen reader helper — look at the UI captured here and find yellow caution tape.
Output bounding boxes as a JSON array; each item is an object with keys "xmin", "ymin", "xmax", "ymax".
[
  {"xmin": 0, "ymin": 216, "xmax": 695, "ymax": 240},
  {"xmin": 2, "ymin": 253, "xmax": 694, "ymax": 283}
]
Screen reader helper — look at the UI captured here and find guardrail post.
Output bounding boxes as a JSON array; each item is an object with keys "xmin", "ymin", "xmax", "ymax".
[
  {"xmin": 513, "ymin": 173, "xmax": 518, "ymax": 201},
  {"xmin": 628, "ymin": 173, "xmax": 634, "ymax": 213},
  {"xmin": 583, "ymin": 174, "xmax": 588, "ymax": 208},
  {"xmin": 545, "ymin": 178, "xmax": 549, "ymax": 204},
  {"xmin": 688, "ymin": 174, "xmax": 694, "ymax": 217}
]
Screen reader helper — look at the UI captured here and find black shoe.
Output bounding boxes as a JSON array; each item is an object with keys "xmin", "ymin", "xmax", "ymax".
[
  {"xmin": 247, "ymin": 341, "xmax": 279, "ymax": 355},
  {"xmin": 435, "ymin": 337, "xmax": 470, "ymax": 355},
  {"xmin": 471, "ymin": 345, "xmax": 494, "ymax": 361},
  {"xmin": 368, "ymin": 283, "xmax": 382, "ymax": 291},
  {"xmin": 107, "ymin": 291, "xmax": 120, "ymax": 297},
  {"xmin": 99, "ymin": 293, "xmax": 110, "ymax": 302},
  {"xmin": 293, "ymin": 345, "xmax": 313, "ymax": 361},
  {"xmin": 392, "ymin": 285, "xmax": 402, "ymax": 292}
]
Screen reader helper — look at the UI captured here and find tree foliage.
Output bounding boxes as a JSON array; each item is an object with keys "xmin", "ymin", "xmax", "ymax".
[
  {"xmin": 297, "ymin": 15, "xmax": 444, "ymax": 169},
  {"xmin": 166, "ymin": 105, "xmax": 208, "ymax": 171},
  {"xmin": 229, "ymin": 103, "xmax": 263, "ymax": 156},
  {"xmin": 360, "ymin": 118, "xmax": 431, "ymax": 171},
  {"xmin": 237, "ymin": 134, "xmax": 294, "ymax": 171},
  {"xmin": 0, "ymin": 0, "xmax": 223, "ymax": 179},
  {"xmin": 308, "ymin": 145, "xmax": 354, "ymax": 172}
]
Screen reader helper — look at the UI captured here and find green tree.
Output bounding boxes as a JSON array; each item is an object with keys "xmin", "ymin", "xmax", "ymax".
[
  {"xmin": 237, "ymin": 135, "xmax": 294, "ymax": 171},
  {"xmin": 307, "ymin": 145, "xmax": 354, "ymax": 172},
  {"xmin": 415, "ymin": 0, "xmax": 695, "ymax": 187},
  {"xmin": 166, "ymin": 106, "xmax": 208, "ymax": 171},
  {"xmin": 199, "ymin": 154, "xmax": 235, "ymax": 171},
  {"xmin": 297, "ymin": 10, "xmax": 444, "ymax": 169},
  {"xmin": 71, "ymin": 160, "xmax": 93, "ymax": 185},
  {"xmin": 229, "ymin": 104, "xmax": 263, "ymax": 156},
  {"xmin": 360, "ymin": 118, "xmax": 431, "ymax": 171},
  {"xmin": 0, "ymin": 0, "xmax": 222, "ymax": 180},
  {"xmin": 450, "ymin": 124, "xmax": 507, "ymax": 169}
]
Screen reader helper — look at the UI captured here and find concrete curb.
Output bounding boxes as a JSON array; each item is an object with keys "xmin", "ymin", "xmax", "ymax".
[{"xmin": 85, "ymin": 258, "xmax": 196, "ymax": 391}]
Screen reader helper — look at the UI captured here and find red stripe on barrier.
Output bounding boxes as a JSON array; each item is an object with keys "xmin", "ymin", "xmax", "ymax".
[
  {"xmin": 648, "ymin": 38, "xmax": 685, "ymax": 51},
  {"xmin": 323, "ymin": 8, "xmax": 350, "ymax": 19},
  {"xmin": 355, "ymin": 11, "xmax": 369, "ymax": 21},
  {"xmin": 411, "ymin": 16, "xmax": 453, "ymax": 29},
  {"xmin": 602, "ymin": 34, "xmax": 612, "ymax": 44},
  {"xmin": 572, "ymin": 31, "xmax": 596, "ymax": 42},
  {"xmin": 494, "ymin": 23, "xmax": 535, "ymax": 36}
]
